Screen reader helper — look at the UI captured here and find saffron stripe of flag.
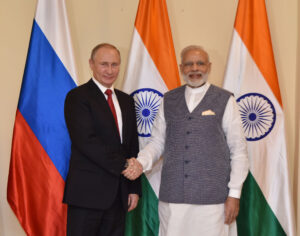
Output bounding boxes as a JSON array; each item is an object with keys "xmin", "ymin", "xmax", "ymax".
[
  {"xmin": 223, "ymin": 0, "xmax": 295, "ymax": 235},
  {"xmin": 7, "ymin": 0, "xmax": 77, "ymax": 235},
  {"xmin": 123, "ymin": 0, "xmax": 181, "ymax": 235}
]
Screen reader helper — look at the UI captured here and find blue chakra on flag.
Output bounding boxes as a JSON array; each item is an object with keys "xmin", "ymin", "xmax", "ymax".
[
  {"xmin": 131, "ymin": 88, "xmax": 163, "ymax": 137},
  {"xmin": 237, "ymin": 93, "xmax": 276, "ymax": 141}
]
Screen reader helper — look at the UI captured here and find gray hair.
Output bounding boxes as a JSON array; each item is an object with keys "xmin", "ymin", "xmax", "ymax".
[{"xmin": 180, "ymin": 45, "xmax": 210, "ymax": 63}]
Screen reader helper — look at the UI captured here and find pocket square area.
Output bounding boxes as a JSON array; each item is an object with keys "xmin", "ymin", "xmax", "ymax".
[{"xmin": 202, "ymin": 110, "xmax": 215, "ymax": 116}]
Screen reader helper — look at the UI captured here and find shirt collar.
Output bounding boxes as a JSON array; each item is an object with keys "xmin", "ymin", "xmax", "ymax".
[
  {"xmin": 92, "ymin": 78, "xmax": 115, "ymax": 95},
  {"xmin": 185, "ymin": 82, "xmax": 210, "ymax": 94}
]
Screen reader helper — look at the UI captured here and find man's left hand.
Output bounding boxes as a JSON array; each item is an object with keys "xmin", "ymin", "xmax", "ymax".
[
  {"xmin": 128, "ymin": 194, "xmax": 139, "ymax": 212},
  {"xmin": 224, "ymin": 197, "xmax": 240, "ymax": 225}
]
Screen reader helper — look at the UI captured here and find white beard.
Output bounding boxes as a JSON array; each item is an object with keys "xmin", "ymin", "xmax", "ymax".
[{"xmin": 182, "ymin": 72, "xmax": 209, "ymax": 88}]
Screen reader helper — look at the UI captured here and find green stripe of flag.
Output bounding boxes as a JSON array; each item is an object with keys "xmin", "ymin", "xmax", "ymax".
[
  {"xmin": 125, "ymin": 174, "xmax": 159, "ymax": 236},
  {"xmin": 237, "ymin": 172, "xmax": 286, "ymax": 236}
]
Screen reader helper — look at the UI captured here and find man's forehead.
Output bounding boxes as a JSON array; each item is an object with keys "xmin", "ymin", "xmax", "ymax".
[
  {"xmin": 97, "ymin": 47, "xmax": 118, "ymax": 56},
  {"xmin": 185, "ymin": 49, "xmax": 206, "ymax": 56},
  {"xmin": 183, "ymin": 50, "xmax": 208, "ymax": 61},
  {"xmin": 94, "ymin": 49, "xmax": 120, "ymax": 61}
]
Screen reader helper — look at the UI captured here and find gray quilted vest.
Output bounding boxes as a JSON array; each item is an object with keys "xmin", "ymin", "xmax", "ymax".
[{"xmin": 159, "ymin": 84, "xmax": 232, "ymax": 204}]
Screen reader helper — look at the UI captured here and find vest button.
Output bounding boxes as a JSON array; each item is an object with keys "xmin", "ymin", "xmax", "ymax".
[
  {"xmin": 185, "ymin": 145, "xmax": 189, "ymax": 149},
  {"xmin": 185, "ymin": 160, "xmax": 190, "ymax": 164},
  {"xmin": 186, "ymin": 131, "xmax": 190, "ymax": 135},
  {"xmin": 188, "ymin": 117, "xmax": 192, "ymax": 120},
  {"xmin": 185, "ymin": 174, "xmax": 188, "ymax": 178}
]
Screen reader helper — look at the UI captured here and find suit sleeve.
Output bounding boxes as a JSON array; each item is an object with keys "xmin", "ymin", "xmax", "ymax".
[
  {"xmin": 64, "ymin": 90, "xmax": 126, "ymax": 177},
  {"xmin": 127, "ymin": 97, "xmax": 142, "ymax": 196}
]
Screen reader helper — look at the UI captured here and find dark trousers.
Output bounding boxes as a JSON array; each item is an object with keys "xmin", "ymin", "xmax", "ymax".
[{"xmin": 66, "ymin": 195, "xmax": 126, "ymax": 236}]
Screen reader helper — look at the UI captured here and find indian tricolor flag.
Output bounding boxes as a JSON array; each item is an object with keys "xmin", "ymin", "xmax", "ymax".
[
  {"xmin": 122, "ymin": 0, "xmax": 180, "ymax": 235},
  {"xmin": 224, "ymin": 0, "xmax": 295, "ymax": 235}
]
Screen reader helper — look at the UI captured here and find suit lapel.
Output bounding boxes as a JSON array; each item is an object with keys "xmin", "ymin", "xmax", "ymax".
[
  {"xmin": 87, "ymin": 79, "xmax": 121, "ymax": 142},
  {"xmin": 115, "ymin": 89, "xmax": 128, "ymax": 144}
]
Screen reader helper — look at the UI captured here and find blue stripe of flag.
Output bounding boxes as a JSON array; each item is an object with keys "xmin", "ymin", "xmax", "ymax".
[{"xmin": 18, "ymin": 20, "xmax": 76, "ymax": 180}]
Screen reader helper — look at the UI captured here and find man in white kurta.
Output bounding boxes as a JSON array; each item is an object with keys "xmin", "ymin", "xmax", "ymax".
[{"xmin": 123, "ymin": 45, "xmax": 249, "ymax": 236}]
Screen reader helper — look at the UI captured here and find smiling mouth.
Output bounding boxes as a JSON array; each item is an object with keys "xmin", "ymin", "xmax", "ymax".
[
  {"xmin": 188, "ymin": 73, "xmax": 202, "ymax": 79},
  {"xmin": 103, "ymin": 76, "xmax": 116, "ymax": 80}
]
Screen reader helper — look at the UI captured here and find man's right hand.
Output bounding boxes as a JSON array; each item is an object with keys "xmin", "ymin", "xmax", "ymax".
[{"xmin": 122, "ymin": 158, "xmax": 143, "ymax": 180}]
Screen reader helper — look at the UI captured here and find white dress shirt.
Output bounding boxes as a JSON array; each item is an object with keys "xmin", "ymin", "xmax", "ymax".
[
  {"xmin": 92, "ymin": 78, "xmax": 123, "ymax": 143},
  {"xmin": 138, "ymin": 82, "xmax": 249, "ymax": 198}
]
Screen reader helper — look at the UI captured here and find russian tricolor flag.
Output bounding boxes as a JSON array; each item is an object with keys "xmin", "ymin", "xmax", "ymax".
[{"xmin": 7, "ymin": 0, "xmax": 77, "ymax": 235}]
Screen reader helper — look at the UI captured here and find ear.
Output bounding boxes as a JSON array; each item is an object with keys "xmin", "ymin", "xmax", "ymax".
[
  {"xmin": 179, "ymin": 63, "xmax": 184, "ymax": 74},
  {"xmin": 207, "ymin": 62, "xmax": 212, "ymax": 73},
  {"xmin": 89, "ymin": 58, "xmax": 94, "ymax": 69}
]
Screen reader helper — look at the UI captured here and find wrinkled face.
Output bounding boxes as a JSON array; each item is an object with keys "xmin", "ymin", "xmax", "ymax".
[
  {"xmin": 89, "ymin": 47, "xmax": 120, "ymax": 88},
  {"xmin": 180, "ymin": 49, "xmax": 211, "ymax": 87}
]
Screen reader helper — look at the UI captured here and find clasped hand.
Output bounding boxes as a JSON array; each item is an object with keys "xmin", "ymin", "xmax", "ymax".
[{"xmin": 122, "ymin": 158, "xmax": 143, "ymax": 180}]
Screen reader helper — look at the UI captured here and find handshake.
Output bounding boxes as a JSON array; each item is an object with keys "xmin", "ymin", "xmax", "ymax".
[{"xmin": 122, "ymin": 158, "xmax": 143, "ymax": 180}]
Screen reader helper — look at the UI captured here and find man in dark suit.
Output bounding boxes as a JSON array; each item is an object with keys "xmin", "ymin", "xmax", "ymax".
[{"xmin": 63, "ymin": 43, "xmax": 141, "ymax": 236}]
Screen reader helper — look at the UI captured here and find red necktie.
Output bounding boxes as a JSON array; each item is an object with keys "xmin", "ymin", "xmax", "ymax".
[{"xmin": 105, "ymin": 89, "xmax": 120, "ymax": 135}]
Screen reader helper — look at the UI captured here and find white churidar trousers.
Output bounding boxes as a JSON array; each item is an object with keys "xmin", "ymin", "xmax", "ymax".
[{"xmin": 158, "ymin": 201, "xmax": 237, "ymax": 236}]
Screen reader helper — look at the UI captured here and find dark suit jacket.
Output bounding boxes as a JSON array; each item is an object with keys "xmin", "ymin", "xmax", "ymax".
[{"xmin": 63, "ymin": 79, "xmax": 141, "ymax": 210}]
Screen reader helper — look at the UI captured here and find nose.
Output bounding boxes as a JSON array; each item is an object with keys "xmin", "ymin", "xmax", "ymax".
[
  {"xmin": 192, "ymin": 63, "xmax": 199, "ymax": 71},
  {"xmin": 107, "ymin": 65, "xmax": 113, "ymax": 74}
]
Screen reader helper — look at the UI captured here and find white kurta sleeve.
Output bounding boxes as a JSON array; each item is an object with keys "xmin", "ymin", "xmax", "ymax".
[
  {"xmin": 137, "ymin": 99, "xmax": 166, "ymax": 172},
  {"xmin": 222, "ymin": 96, "xmax": 249, "ymax": 199}
]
